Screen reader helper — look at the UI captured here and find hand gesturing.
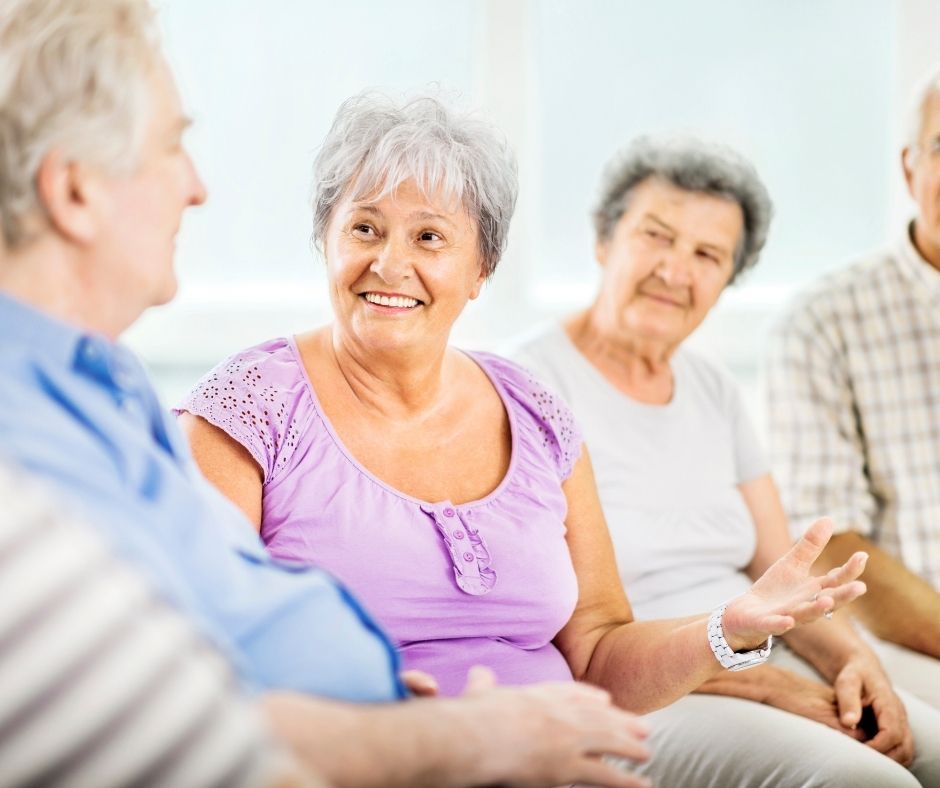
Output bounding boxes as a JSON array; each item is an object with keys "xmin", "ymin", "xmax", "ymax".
[{"xmin": 723, "ymin": 517, "xmax": 867, "ymax": 650}]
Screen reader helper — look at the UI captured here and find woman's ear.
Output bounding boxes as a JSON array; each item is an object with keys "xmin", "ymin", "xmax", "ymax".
[
  {"xmin": 35, "ymin": 149, "xmax": 102, "ymax": 246},
  {"xmin": 468, "ymin": 262, "xmax": 487, "ymax": 300},
  {"xmin": 594, "ymin": 237, "xmax": 609, "ymax": 266}
]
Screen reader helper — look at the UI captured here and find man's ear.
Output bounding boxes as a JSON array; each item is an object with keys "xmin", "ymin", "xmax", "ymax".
[
  {"xmin": 902, "ymin": 146, "xmax": 917, "ymax": 197},
  {"xmin": 34, "ymin": 149, "xmax": 103, "ymax": 245}
]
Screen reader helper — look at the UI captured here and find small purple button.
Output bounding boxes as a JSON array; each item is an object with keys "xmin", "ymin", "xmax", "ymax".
[
  {"xmin": 443, "ymin": 507, "xmax": 455, "ymax": 517},
  {"xmin": 463, "ymin": 552, "xmax": 474, "ymax": 562},
  {"xmin": 453, "ymin": 530, "xmax": 465, "ymax": 540}
]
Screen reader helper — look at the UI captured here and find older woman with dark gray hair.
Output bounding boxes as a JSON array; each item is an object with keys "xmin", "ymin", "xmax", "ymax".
[
  {"xmin": 512, "ymin": 137, "xmax": 940, "ymax": 786},
  {"xmin": 179, "ymin": 94, "xmax": 867, "ymax": 784}
]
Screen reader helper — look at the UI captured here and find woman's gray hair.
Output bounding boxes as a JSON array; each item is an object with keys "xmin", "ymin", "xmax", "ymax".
[
  {"xmin": 592, "ymin": 137, "xmax": 773, "ymax": 284},
  {"xmin": 311, "ymin": 91, "xmax": 518, "ymax": 278},
  {"xmin": 0, "ymin": 0, "xmax": 160, "ymax": 250}
]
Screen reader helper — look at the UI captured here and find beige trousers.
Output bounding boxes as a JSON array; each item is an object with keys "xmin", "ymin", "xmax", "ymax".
[
  {"xmin": 633, "ymin": 644, "xmax": 940, "ymax": 787},
  {"xmin": 866, "ymin": 633, "xmax": 940, "ymax": 711}
]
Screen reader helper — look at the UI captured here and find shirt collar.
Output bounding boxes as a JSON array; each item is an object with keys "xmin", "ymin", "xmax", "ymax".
[
  {"xmin": 894, "ymin": 221, "xmax": 940, "ymax": 304},
  {"xmin": 0, "ymin": 291, "xmax": 84, "ymax": 368},
  {"xmin": 0, "ymin": 291, "xmax": 145, "ymax": 395}
]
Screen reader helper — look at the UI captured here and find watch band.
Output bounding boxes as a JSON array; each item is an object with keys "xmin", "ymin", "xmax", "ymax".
[{"xmin": 707, "ymin": 604, "xmax": 773, "ymax": 672}]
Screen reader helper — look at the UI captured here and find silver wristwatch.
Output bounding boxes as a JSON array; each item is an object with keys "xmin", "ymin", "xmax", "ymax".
[{"xmin": 707, "ymin": 604, "xmax": 773, "ymax": 671}]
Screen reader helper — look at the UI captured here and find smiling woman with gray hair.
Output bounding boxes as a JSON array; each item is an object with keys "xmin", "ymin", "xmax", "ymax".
[
  {"xmin": 180, "ymin": 93, "xmax": 867, "ymax": 785},
  {"xmin": 311, "ymin": 92, "xmax": 517, "ymax": 279},
  {"xmin": 512, "ymin": 136, "xmax": 940, "ymax": 786}
]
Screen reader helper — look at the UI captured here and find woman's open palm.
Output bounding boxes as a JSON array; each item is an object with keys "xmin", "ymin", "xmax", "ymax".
[{"xmin": 723, "ymin": 517, "xmax": 868, "ymax": 648}]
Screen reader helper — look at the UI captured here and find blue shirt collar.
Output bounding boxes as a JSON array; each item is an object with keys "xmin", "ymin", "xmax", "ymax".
[
  {"xmin": 0, "ymin": 291, "xmax": 182, "ymax": 457},
  {"xmin": 0, "ymin": 290, "xmax": 85, "ymax": 368},
  {"xmin": 0, "ymin": 291, "xmax": 143, "ymax": 395}
]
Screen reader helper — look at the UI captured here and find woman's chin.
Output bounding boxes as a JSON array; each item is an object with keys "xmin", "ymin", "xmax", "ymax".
[{"xmin": 622, "ymin": 317, "xmax": 684, "ymax": 346}]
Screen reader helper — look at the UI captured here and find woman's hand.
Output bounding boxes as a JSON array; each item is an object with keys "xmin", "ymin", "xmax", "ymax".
[
  {"xmin": 759, "ymin": 667, "xmax": 866, "ymax": 736},
  {"xmin": 831, "ymin": 654, "xmax": 914, "ymax": 765},
  {"xmin": 723, "ymin": 517, "xmax": 867, "ymax": 649}
]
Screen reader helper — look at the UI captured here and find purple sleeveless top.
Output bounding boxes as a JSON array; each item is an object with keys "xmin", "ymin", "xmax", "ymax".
[{"xmin": 178, "ymin": 337, "xmax": 582, "ymax": 696}]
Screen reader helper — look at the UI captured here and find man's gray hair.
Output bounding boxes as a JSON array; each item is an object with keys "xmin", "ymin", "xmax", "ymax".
[
  {"xmin": 904, "ymin": 64, "xmax": 940, "ymax": 148},
  {"xmin": 311, "ymin": 91, "xmax": 518, "ymax": 278},
  {"xmin": 0, "ymin": 0, "xmax": 160, "ymax": 250},
  {"xmin": 592, "ymin": 136, "xmax": 773, "ymax": 284}
]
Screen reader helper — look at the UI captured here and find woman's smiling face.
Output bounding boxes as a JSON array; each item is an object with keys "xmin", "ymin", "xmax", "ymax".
[{"xmin": 324, "ymin": 178, "xmax": 486, "ymax": 355}]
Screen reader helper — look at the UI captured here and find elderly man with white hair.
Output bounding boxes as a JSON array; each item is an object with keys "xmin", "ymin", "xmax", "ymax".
[
  {"xmin": 0, "ymin": 2, "xmax": 658, "ymax": 786},
  {"xmin": 766, "ymin": 66, "xmax": 940, "ymax": 711}
]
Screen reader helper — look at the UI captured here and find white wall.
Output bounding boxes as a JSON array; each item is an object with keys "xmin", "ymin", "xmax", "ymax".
[{"xmin": 127, "ymin": 1, "xmax": 936, "ymax": 424}]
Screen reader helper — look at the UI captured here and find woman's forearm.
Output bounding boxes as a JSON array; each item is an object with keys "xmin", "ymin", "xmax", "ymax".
[
  {"xmin": 782, "ymin": 615, "xmax": 869, "ymax": 682},
  {"xmin": 582, "ymin": 616, "xmax": 727, "ymax": 714},
  {"xmin": 694, "ymin": 664, "xmax": 782, "ymax": 703}
]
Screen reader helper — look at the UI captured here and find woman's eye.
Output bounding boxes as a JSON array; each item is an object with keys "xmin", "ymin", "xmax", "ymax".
[
  {"xmin": 697, "ymin": 250, "xmax": 719, "ymax": 264},
  {"xmin": 644, "ymin": 228, "xmax": 669, "ymax": 243},
  {"xmin": 419, "ymin": 231, "xmax": 442, "ymax": 242},
  {"xmin": 352, "ymin": 224, "xmax": 375, "ymax": 236}
]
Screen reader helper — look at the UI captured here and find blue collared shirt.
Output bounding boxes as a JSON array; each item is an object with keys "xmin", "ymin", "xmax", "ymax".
[{"xmin": 0, "ymin": 293, "xmax": 404, "ymax": 701}]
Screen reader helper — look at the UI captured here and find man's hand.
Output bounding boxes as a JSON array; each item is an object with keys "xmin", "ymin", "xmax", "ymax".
[
  {"xmin": 460, "ymin": 667, "xmax": 653, "ymax": 788},
  {"xmin": 724, "ymin": 518, "xmax": 868, "ymax": 649},
  {"xmin": 400, "ymin": 670, "xmax": 439, "ymax": 697}
]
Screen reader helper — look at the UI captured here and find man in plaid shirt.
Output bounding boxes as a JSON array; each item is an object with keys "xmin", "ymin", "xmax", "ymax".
[{"xmin": 765, "ymin": 66, "xmax": 940, "ymax": 709}]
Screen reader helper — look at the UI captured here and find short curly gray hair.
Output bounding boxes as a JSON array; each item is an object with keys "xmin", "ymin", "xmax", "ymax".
[
  {"xmin": 592, "ymin": 137, "xmax": 773, "ymax": 284},
  {"xmin": 311, "ymin": 91, "xmax": 518, "ymax": 278},
  {"xmin": 0, "ymin": 0, "xmax": 160, "ymax": 250}
]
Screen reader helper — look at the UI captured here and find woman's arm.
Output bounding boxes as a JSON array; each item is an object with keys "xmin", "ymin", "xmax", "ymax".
[
  {"xmin": 742, "ymin": 475, "xmax": 870, "ymax": 678},
  {"xmin": 739, "ymin": 474, "xmax": 913, "ymax": 764},
  {"xmin": 551, "ymin": 447, "xmax": 721, "ymax": 712},
  {"xmin": 178, "ymin": 412, "xmax": 264, "ymax": 530},
  {"xmin": 553, "ymin": 449, "xmax": 867, "ymax": 715}
]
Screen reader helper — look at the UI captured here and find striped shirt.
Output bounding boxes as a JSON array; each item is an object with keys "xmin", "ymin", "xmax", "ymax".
[
  {"xmin": 0, "ymin": 465, "xmax": 291, "ymax": 788},
  {"xmin": 765, "ymin": 225, "xmax": 940, "ymax": 590}
]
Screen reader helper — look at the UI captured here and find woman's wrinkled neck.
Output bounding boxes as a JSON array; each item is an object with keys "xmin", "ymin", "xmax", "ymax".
[
  {"xmin": 327, "ymin": 323, "xmax": 452, "ymax": 417},
  {"xmin": 564, "ymin": 306, "xmax": 676, "ymax": 404}
]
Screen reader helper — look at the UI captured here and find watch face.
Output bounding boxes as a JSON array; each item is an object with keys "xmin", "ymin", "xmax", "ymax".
[
  {"xmin": 728, "ymin": 653, "xmax": 768, "ymax": 671},
  {"xmin": 726, "ymin": 635, "xmax": 773, "ymax": 671}
]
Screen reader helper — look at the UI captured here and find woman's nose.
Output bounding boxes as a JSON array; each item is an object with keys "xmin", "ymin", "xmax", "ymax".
[
  {"xmin": 655, "ymin": 250, "xmax": 692, "ymax": 287},
  {"xmin": 370, "ymin": 236, "xmax": 412, "ymax": 283}
]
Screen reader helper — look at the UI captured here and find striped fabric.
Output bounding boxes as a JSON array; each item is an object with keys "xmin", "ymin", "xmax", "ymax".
[
  {"xmin": 765, "ymin": 228, "xmax": 940, "ymax": 590},
  {"xmin": 0, "ymin": 465, "xmax": 287, "ymax": 788}
]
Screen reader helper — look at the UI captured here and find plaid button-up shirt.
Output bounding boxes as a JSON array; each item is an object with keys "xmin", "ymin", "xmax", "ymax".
[{"xmin": 765, "ymin": 224, "xmax": 940, "ymax": 590}]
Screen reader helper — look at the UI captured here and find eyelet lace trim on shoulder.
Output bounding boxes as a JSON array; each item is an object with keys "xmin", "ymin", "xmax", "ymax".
[
  {"xmin": 527, "ymin": 375, "xmax": 578, "ymax": 479},
  {"xmin": 182, "ymin": 352, "xmax": 303, "ymax": 481},
  {"xmin": 466, "ymin": 352, "xmax": 582, "ymax": 482}
]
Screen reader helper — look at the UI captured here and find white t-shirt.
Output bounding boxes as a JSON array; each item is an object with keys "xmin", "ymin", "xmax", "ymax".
[{"xmin": 510, "ymin": 324, "xmax": 768, "ymax": 619}]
